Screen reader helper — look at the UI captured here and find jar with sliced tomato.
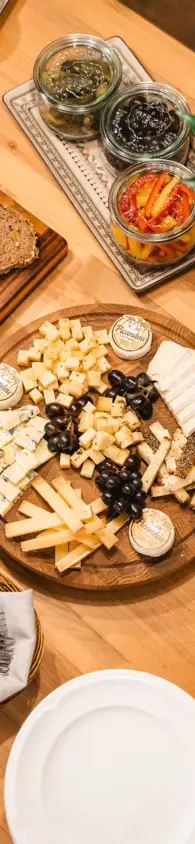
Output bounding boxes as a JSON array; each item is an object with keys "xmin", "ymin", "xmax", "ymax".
[{"xmin": 109, "ymin": 160, "xmax": 195, "ymax": 271}]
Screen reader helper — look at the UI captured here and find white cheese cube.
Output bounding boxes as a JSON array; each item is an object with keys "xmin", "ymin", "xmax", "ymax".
[
  {"xmin": 38, "ymin": 370, "xmax": 56, "ymax": 389},
  {"xmin": 87, "ymin": 371, "xmax": 101, "ymax": 388},
  {"xmin": 79, "ymin": 428, "xmax": 96, "ymax": 449},
  {"xmin": 56, "ymin": 363, "xmax": 69, "ymax": 380},
  {"xmin": 44, "ymin": 388, "xmax": 55, "ymax": 405},
  {"xmin": 80, "ymin": 460, "xmax": 95, "ymax": 479},
  {"xmin": 115, "ymin": 425, "xmax": 134, "ymax": 449},
  {"xmin": 64, "ymin": 357, "xmax": 80, "ymax": 371},
  {"xmin": 39, "ymin": 321, "xmax": 59, "ymax": 341},
  {"xmin": 94, "ymin": 329, "xmax": 110, "ymax": 344},
  {"xmin": 56, "ymin": 393, "xmax": 73, "ymax": 408},
  {"xmin": 70, "ymin": 319, "xmax": 83, "ymax": 341},
  {"xmin": 97, "ymin": 356, "xmax": 111, "ymax": 374},
  {"xmin": 29, "ymin": 388, "xmax": 43, "ymax": 405},
  {"xmin": 93, "ymin": 431, "xmax": 114, "ymax": 451},
  {"xmin": 17, "ymin": 350, "xmax": 29, "ymax": 366},
  {"xmin": 60, "ymin": 453, "xmax": 71, "ymax": 469}
]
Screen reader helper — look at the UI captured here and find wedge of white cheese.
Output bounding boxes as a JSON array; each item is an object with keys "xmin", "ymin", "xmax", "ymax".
[
  {"xmin": 162, "ymin": 371, "xmax": 195, "ymax": 402},
  {"xmin": 147, "ymin": 341, "xmax": 185, "ymax": 380},
  {"xmin": 178, "ymin": 402, "xmax": 195, "ymax": 424},
  {"xmin": 158, "ymin": 351, "xmax": 195, "ymax": 391},
  {"xmin": 171, "ymin": 386, "xmax": 195, "ymax": 414}
]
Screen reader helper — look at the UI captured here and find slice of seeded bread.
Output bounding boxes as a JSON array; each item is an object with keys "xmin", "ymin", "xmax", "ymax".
[{"xmin": 0, "ymin": 204, "xmax": 39, "ymax": 275}]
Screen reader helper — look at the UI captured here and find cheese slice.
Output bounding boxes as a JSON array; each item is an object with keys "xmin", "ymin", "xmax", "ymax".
[
  {"xmin": 163, "ymin": 372, "xmax": 195, "ymax": 403},
  {"xmin": 0, "ymin": 492, "xmax": 12, "ymax": 516},
  {"xmin": 147, "ymin": 341, "xmax": 184, "ymax": 380},
  {"xmin": 0, "ymin": 476, "xmax": 20, "ymax": 501},
  {"xmin": 171, "ymin": 386, "xmax": 195, "ymax": 413},
  {"xmin": 182, "ymin": 418, "xmax": 195, "ymax": 437},
  {"xmin": 16, "ymin": 450, "xmax": 38, "ymax": 472},
  {"xmin": 178, "ymin": 402, "xmax": 195, "ymax": 424},
  {"xmin": 159, "ymin": 353, "xmax": 195, "ymax": 391},
  {"xmin": 21, "ymin": 528, "xmax": 73, "ymax": 552},
  {"xmin": 0, "ymin": 431, "xmax": 13, "ymax": 448},
  {"xmin": 6, "ymin": 511, "xmax": 65, "ymax": 538},
  {"xmin": 3, "ymin": 463, "xmax": 27, "ymax": 484},
  {"xmin": 32, "ymin": 476, "xmax": 82, "ymax": 533}
]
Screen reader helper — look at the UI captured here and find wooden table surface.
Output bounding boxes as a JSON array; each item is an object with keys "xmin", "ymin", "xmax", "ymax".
[{"xmin": 1, "ymin": 1, "xmax": 195, "ymax": 840}]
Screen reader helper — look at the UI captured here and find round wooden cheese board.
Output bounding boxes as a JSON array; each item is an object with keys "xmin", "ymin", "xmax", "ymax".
[{"xmin": 0, "ymin": 303, "xmax": 195, "ymax": 590}]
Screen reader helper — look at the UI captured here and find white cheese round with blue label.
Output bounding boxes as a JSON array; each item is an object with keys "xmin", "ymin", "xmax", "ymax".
[{"xmin": 0, "ymin": 364, "xmax": 23, "ymax": 409}]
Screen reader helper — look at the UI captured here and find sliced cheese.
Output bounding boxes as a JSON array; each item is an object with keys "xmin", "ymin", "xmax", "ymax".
[
  {"xmin": 31, "ymin": 476, "xmax": 82, "ymax": 533},
  {"xmin": 142, "ymin": 438, "xmax": 171, "ymax": 493},
  {"xmin": 6, "ymin": 511, "xmax": 64, "ymax": 538},
  {"xmin": 21, "ymin": 528, "xmax": 73, "ymax": 552}
]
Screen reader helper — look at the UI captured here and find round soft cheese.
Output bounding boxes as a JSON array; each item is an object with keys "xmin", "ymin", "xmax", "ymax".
[
  {"xmin": 0, "ymin": 363, "xmax": 23, "ymax": 409},
  {"xmin": 109, "ymin": 314, "xmax": 152, "ymax": 360},
  {"xmin": 129, "ymin": 508, "xmax": 175, "ymax": 558}
]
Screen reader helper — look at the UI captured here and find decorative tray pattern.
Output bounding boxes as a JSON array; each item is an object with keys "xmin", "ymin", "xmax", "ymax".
[
  {"xmin": 0, "ymin": 0, "xmax": 9, "ymax": 11},
  {"xmin": 3, "ymin": 37, "xmax": 195, "ymax": 292}
]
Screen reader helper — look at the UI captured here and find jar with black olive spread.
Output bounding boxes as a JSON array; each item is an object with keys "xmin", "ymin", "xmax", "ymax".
[
  {"xmin": 101, "ymin": 82, "xmax": 190, "ymax": 171},
  {"xmin": 34, "ymin": 35, "xmax": 122, "ymax": 141}
]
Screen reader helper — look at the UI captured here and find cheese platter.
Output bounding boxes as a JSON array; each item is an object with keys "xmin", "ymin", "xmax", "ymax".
[{"xmin": 0, "ymin": 303, "xmax": 194, "ymax": 590}]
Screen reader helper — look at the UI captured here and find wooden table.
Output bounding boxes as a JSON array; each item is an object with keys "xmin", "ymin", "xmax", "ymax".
[{"xmin": 0, "ymin": 2, "xmax": 195, "ymax": 840}]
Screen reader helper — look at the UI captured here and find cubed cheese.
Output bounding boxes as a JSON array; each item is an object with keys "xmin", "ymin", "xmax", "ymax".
[
  {"xmin": 87, "ymin": 371, "xmax": 101, "ymax": 389},
  {"xmin": 29, "ymin": 388, "xmax": 43, "ymax": 404},
  {"xmin": 115, "ymin": 425, "xmax": 134, "ymax": 449},
  {"xmin": 79, "ymin": 428, "xmax": 96, "ymax": 449}
]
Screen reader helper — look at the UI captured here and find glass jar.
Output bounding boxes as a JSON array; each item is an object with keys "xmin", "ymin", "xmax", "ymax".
[
  {"xmin": 101, "ymin": 83, "xmax": 190, "ymax": 171},
  {"xmin": 34, "ymin": 35, "xmax": 122, "ymax": 141},
  {"xmin": 109, "ymin": 160, "xmax": 195, "ymax": 272}
]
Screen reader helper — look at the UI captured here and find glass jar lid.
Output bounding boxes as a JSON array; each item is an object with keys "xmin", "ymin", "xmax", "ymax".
[{"xmin": 34, "ymin": 35, "xmax": 122, "ymax": 113}]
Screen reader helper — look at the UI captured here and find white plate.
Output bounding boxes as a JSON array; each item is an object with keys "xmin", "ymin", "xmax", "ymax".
[{"xmin": 5, "ymin": 669, "xmax": 195, "ymax": 844}]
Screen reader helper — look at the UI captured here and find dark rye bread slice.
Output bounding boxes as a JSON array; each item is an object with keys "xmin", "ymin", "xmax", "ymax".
[{"xmin": 0, "ymin": 204, "xmax": 39, "ymax": 275}]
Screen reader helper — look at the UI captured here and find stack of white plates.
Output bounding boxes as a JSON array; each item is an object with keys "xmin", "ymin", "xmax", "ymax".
[{"xmin": 5, "ymin": 670, "xmax": 195, "ymax": 844}]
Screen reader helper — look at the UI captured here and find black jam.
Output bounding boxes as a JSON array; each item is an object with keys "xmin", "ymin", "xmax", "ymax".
[{"xmin": 111, "ymin": 95, "xmax": 180, "ymax": 154}]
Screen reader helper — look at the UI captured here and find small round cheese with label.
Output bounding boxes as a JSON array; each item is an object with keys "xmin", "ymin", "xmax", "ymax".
[
  {"xmin": 109, "ymin": 314, "xmax": 152, "ymax": 360},
  {"xmin": 0, "ymin": 364, "xmax": 23, "ymax": 409},
  {"xmin": 129, "ymin": 508, "xmax": 175, "ymax": 558}
]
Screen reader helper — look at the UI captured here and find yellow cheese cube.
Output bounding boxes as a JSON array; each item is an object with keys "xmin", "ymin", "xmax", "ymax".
[
  {"xmin": 65, "ymin": 357, "xmax": 80, "ymax": 371},
  {"xmin": 56, "ymin": 393, "xmax": 73, "ymax": 408},
  {"xmin": 80, "ymin": 460, "xmax": 95, "ymax": 479},
  {"xmin": 83, "ymin": 353, "xmax": 96, "ymax": 371},
  {"xmin": 39, "ymin": 370, "xmax": 56, "ymax": 388},
  {"xmin": 79, "ymin": 428, "xmax": 96, "ymax": 449},
  {"xmin": 115, "ymin": 425, "xmax": 134, "ymax": 449},
  {"xmin": 70, "ymin": 319, "xmax": 83, "ymax": 341},
  {"xmin": 87, "ymin": 371, "xmax": 101, "ymax": 388},
  {"xmin": 97, "ymin": 356, "xmax": 111, "ymax": 374},
  {"xmin": 29, "ymin": 388, "xmax": 43, "ymax": 405}
]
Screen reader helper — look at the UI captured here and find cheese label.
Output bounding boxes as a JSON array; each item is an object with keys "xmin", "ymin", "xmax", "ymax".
[
  {"xmin": 0, "ymin": 364, "xmax": 21, "ymax": 401},
  {"xmin": 111, "ymin": 315, "xmax": 150, "ymax": 353},
  {"xmin": 131, "ymin": 508, "xmax": 173, "ymax": 551}
]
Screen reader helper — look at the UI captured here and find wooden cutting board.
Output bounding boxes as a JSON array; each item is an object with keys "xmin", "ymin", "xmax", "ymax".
[
  {"xmin": 0, "ymin": 303, "xmax": 195, "ymax": 591},
  {"xmin": 0, "ymin": 192, "xmax": 68, "ymax": 323}
]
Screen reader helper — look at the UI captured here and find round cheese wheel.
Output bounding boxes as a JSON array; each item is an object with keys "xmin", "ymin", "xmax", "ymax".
[{"xmin": 0, "ymin": 364, "xmax": 23, "ymax": 409}]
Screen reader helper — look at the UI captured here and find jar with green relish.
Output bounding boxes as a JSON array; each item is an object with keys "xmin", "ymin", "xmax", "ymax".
[{"xmin": 34, "ymin": 35, "xmax": 122, "ymax": 141}]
